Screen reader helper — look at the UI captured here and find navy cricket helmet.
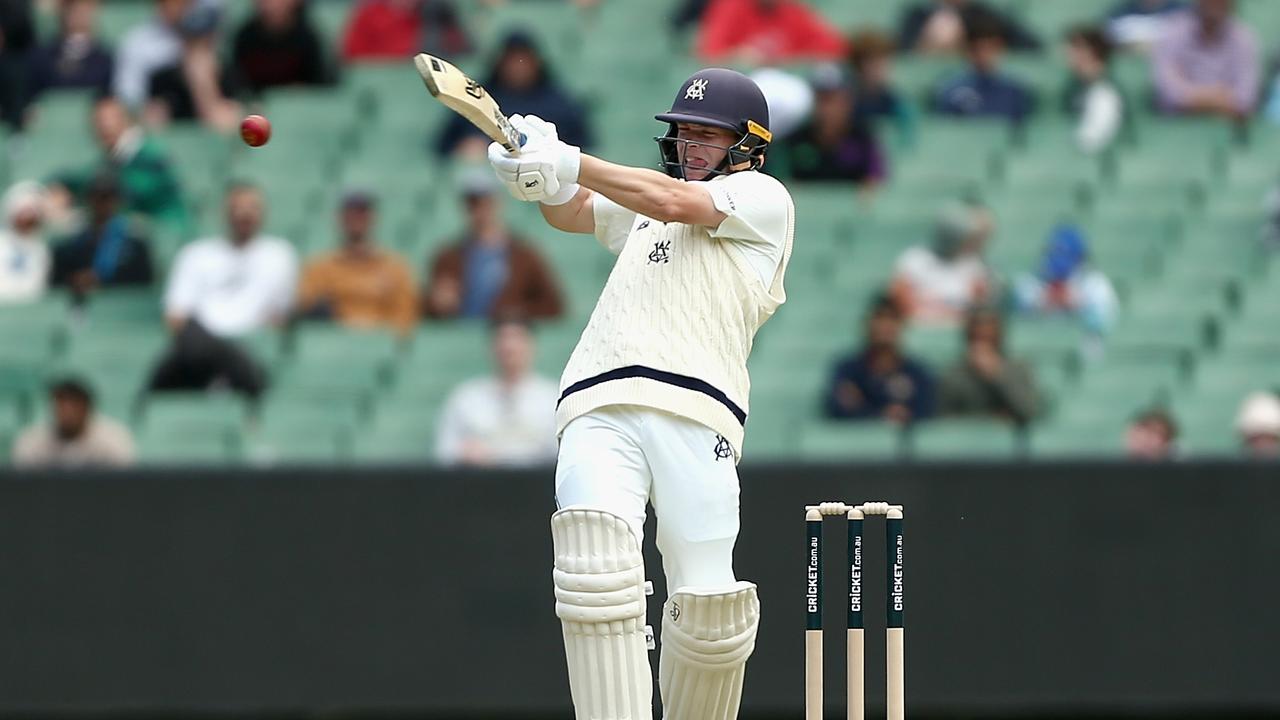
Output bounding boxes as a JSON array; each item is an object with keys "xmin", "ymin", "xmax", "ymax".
[{"xmin": 655, "ymin": 68, "xmax": 772, "ymax": 180}]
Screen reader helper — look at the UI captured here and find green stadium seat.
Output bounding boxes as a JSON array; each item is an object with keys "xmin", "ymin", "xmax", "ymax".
[
  {"xmin": 136, "ymin": 419, "xmax": 243, "ymax": 465},
  {"xmin": 1030, "ymin": 419, "xmax": 1128, "ymax": 458},
  {"xmin": 908, "ymin": 419, "xmax": 1025, "ymax": 460},
  {"xmin": 797, "ymin": 421, "xmax": 904, "ymax": 461},
  {"xmin": 244, "ymin": 410, "xmax": 353, "ymax": 465},
  {"xmin": 357, "ymin": 402, "xmax": 439, "ymax": 463},
  {"xmin": 137, "ymin": 392, "xmax": 250, "ymax": 433}
]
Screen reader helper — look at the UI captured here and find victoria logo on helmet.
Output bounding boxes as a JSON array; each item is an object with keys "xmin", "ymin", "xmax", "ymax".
[{"xmin": 684, "ymin": 78, "xmax": 708, "ymax": 101}]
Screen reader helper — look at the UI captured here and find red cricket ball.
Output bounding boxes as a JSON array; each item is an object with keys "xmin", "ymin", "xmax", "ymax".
[{"xmin": 240, "ymin": 114, "xmax": 272, "ymax": 147}]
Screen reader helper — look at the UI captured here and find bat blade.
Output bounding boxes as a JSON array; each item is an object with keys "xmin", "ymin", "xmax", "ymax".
[{"xmin": 413, "ymin": 54, "xmax": 524, "ymax": 153}]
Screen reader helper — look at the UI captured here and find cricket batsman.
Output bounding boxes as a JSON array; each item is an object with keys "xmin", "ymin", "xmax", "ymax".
[{"xmin": 487, "ymin": 68, "xmax": 794, "ymax": 720}]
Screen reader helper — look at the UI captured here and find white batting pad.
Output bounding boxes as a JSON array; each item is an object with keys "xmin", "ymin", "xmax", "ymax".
[
  {"xmin": 551, "ymin": 507, "xmax": 653, "ymax": 720},
  {"xmin": 659, "ymin": 581, "xmax": 760, "ymax": 720}
]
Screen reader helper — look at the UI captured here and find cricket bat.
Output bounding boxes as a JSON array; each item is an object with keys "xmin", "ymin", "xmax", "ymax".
[{"xmin": 413, "ymin": 54, "xmax": 525, "ymax": 153}]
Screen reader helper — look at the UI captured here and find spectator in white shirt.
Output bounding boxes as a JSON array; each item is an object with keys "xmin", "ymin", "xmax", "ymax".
[
  {"xmin": 12, "ymin": 377, "xmax": 136, "ymax": 468},
  {"xmin": 435, "ymin": 317, "xmax": 559, "ymax": 467},
  {"xmin": 0, "ymin": 181, "xmax": 50, "ymax": 304},
  {"xmin": 147, "ymin": 182, "xmax": 297, "ymax": 399},
  {"xmin": 114, "ymin": 0, "xmax": 225, "ymax": 109},
  {"xmin": 891, "ymin": 200, "xmax": 994, "ymax": 326},
  {"xmin": 1064, "ymin": 25, "xmax": 1125, "ymax": 154}
]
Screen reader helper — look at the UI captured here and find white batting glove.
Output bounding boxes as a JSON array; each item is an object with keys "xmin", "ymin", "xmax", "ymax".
[{"xmin": 487, "ymin": 114, "xmax": 581, "ymax": 205}]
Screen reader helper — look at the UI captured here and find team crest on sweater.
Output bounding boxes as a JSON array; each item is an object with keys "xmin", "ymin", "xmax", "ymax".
[{"xmin": 648, "ymin": 240, "xmax": 671, "ymax": 264}]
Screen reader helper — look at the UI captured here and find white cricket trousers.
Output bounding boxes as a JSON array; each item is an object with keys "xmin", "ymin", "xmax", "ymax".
[{"xmin": 554, "ymin": 405, "xmax": 741, "ymax": 592}]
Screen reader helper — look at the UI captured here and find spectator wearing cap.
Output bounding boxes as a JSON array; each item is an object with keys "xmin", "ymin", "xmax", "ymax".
[
  {"xmin": 11, "ymin": 378, "xmax": 136, "ymax": 468},
  {"xmin": 231, "ymin": 0, "xmax": 331, "ymax": 94},
  {"xmin": 849, "ymin": 29, "xmax": 913, "ymax": 143},
  {"xmin": 939, "ymin": 307, "xmax": 1041, "ymax": 424},
  {"xmin": 50, "ymin": 97, "xmax": 188, "ymax": 236},
  {"xmin": 25, "ymin": 0, "xmax": 115, "ymax": 107},
  {"xmin": 296, "ymin": 190, "xmax": 418, "ymax": 335},
  {"xmin": 50, "ymin": 173, "xmax": 155, "ymax": 299},
  {"xmin": 1012, "ymin": 223, "xmax": 1118, "ymax": 338},
  {"xmin": 695, "ymin": 0, "xmax": 847, "ymax": 64},
  {"xmin": 1152, "ymin": 0, "xmax": 1259, "ymax": 119},
  {"xmin": 1108, "ymin": 0, "xmax": 1187, "ymax": 49},
  {"xmin": 1235, "ymin": 391, "xmax": 1280, "ymax": 459},
  {"xmin": 422, "ymin": 176, "xmax": 564, "ymax": 321},
  {"xmin": 148, "ymin": 183, "xmax": 297, "ymax": 399},
  {"xmin": 1064, "ymin": 25, "xmax": 1125, "ymax": 153},
  {"xmin": 0, "ymin": 181, "xmax": 50, "ymax": 304},
  {"xmin": 825, "ymin": 294, "xmax": 936, "ymax": 424},
  {"xmin": 436, "ymin": 31, "xmax": 590, "ymax": 157},
  {"xmin": 0, "ymin": 0, "xmax": 35, "ymax": 128},
  {"xmin": 931, "ymin": 11, "xmax": 1036, "ymax": 123},
  {"xmin": 435, "ymin": 317, "xmax": 559, "ymax": 467},
  {"xmin": 898, "ymin": 0, "xmax": 1040, "ymax": 56},
  {"xmin": 341, "ymin": 0, "xmax": 470, "ymax": 62},
  {"xmin": 891, "ymin": 201, "xmax": 994, "ymax": 326},
  {"xmin": 778, "ymin": 65, "xmax": 886, "ymax": 187},
  {"xmin": 1125, "ymin": 406, "xmax": 1180, "ymax": 460}
]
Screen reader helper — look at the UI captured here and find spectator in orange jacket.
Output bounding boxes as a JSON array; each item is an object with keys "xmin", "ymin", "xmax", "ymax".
[{"xmin": 697, "ymin": 0, "xmax": 847, "ymax": 64}]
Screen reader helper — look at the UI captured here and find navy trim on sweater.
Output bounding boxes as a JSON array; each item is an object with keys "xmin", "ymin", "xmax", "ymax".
[{"xmin": 557, "ymin": 365, "xmax": 747, "ymax": 426}]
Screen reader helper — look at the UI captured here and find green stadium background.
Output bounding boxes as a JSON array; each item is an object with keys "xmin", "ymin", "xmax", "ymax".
[{"xmin": 1, "ymin": 0, "xmax": 1278, "ymax": 464}]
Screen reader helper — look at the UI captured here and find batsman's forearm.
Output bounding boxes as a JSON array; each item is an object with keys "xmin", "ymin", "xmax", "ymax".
[
  {"xmin": 577, "ymin": 154, "xmax": 688, "ymax": 223},
  {"xmin": 540, "ymin": 186, "xmax": 595, "ymax": 234}
]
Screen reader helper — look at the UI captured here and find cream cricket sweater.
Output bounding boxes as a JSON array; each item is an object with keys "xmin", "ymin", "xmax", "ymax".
[{"xmin": 556, "ymin": 171, "xmax": 795, "ymax": 458}]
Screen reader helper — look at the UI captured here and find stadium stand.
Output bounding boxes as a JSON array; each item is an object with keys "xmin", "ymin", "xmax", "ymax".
[{"xmin": 1, "ymin": 0, "xmax": 1277, "ymax": 465}]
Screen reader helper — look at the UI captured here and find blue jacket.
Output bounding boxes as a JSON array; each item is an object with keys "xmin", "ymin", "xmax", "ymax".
[{"xmin": 824, "ymin": 351, "xmax": 937, "ymax": 421}]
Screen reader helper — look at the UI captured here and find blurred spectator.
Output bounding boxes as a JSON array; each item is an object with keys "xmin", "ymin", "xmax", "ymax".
[
  {"xmin": 1235, "ymin": 391, "xmax": 1280, "ymax": 459},
  {"xmin": 145, "ymin": 2, "xmax": 243, "ymax": 132},
  {"xmin": 231, "ymin": 0, "xmax": 330, "ymax": 94},
  {"xmin": 1011, "ymin": 223, "xmax": 1118, "ymax": 337},
  {"xmin": 891, "ymin": 201, "xmax": 993, "ymax": 326},
  {"xmin": 341, "ymin": 0, "xmax": 470, "ymax": 62},
  {"xmin": 423, "ymin": 174, "xmax": 564, "ymax": 321},
  {"xmin": 672, "ymin": 0, "xmax": 711, "ymax": 30},
  {"xmin": 849, "ymin": 29, "xmax": 913, "ymax": 142},
  {"xmin": 780, "ymin": 65, "xmax": 886, "ymax": 186},
  {"xmin": 297, "ymin": 189, "xmax": 417, "ymax": 334},
  {"xmin": 825, "ymin": 293, "xmax": 936, "ymax": 423},
  {"xmin": 50, "ymin": 173, "xmax": 155, "ymax": 300},
  {"xmin": 898, "ymin": 0, "xmax": 1040, "ymax": 55},
  {"xmin": 1263, "ymin": 180, "xmax": 1280, "ymax": 250},
  {"xmin": 1152, "ymin": 0, "xmax": 1259, "ymax": 119},
  {"xmin": 51, "ymin": 97, "xmax": 188, "ymax": 234},
  {"xmin": 25, "ymin": 0, "xmax": 114, "ymax": 106},
  {"xmin": 1108, "ymin": 0, "xmax": 1187, "ymax": 50},
  {"xmin": 931, "ymin": 13, "xmax": 1036, "ymax": 122},
  {"xmin": 435, "ymin": 317, "xmax": 558, "ymax": 467},
  {"xmin": 114, "ymin": 0, "xmax": 189, "ymax": 109},
  {"xmin": 1064, "ymin": 25, "xmax": 1125, "ymax": 153},
  {"xmin": 148, "ymin": 183, "xmax": 297, "ymax": 399},
  {"xmin": 939, "ymin": 307, "xmax": 1041, "ymax": 423},
  {"xmin": 0, "ymin": 181, "xmax": 50, "ymax": 304},
  {"xmin": 1125, "ymin": 406, "xmax": 1179, "ymax": 460},
  {"xmin": 11, "ymin": 377, "xmax": 135, "ymax": 468},
  {"xmin": 437, "ymin": 31, "xmax": 590, "ymax": 157},
  {"xmin": 695, "ymin": 0, "xmax": 847, "ymax": 64},
  {"xmin": 749, "ymin": 67, "xmax": 813, "ymax": 140},
  {"xmin": 0, "ymin": 0, "xmax": 35, "ymax": 128}
]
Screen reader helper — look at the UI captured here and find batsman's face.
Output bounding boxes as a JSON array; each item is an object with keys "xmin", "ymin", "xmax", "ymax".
[{"xmin": 677, "ymin": 123, "xmax": 737, "ymax": 181}]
